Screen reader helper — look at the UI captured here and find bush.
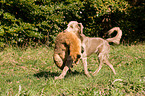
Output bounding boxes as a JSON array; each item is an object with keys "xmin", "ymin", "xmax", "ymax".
[{"xmin": 0, "ymin": 0, "xmax": 144, "ymax": 47}]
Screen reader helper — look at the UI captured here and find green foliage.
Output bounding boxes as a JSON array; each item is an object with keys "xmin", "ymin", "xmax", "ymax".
[{"xmin": 0, "ymin": 0, "xmax": 144, "ymax": 47}]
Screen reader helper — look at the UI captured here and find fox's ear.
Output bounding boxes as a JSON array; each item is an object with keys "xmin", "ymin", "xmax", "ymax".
[{"xmin": 77, "ymin": 54, "xmax": 81, "ymax": 58}]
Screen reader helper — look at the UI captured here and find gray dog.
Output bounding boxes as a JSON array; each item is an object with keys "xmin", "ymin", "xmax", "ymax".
[{"xmin": 80, "ymin": 27, "xmax": 122, "ymax": 77}]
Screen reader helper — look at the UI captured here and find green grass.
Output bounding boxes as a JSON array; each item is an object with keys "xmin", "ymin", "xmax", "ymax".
[{"xmin": 0, "ymin": 44, "xmax": 145, "ymax": 95}]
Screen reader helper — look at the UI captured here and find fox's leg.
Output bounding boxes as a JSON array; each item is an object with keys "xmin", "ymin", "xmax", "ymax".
[{"xmin": 55, "ymin": 56, "xmax": 73, "ymax": 80}]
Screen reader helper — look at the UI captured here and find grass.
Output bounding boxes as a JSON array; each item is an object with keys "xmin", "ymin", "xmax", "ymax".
[{"xmin": 0, "ymin": 44, "xmax": 145, "ymax": 95}]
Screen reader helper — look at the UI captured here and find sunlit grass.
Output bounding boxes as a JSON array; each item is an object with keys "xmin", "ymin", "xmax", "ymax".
[{"xmin": 0, "ymin": 44, "xmax": 144, "ymax": 95}]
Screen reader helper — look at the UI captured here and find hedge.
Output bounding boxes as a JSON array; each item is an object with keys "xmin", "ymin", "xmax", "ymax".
[{"xmin": 0, "ymin": 0, "xmax": 144, "ymax": 47}]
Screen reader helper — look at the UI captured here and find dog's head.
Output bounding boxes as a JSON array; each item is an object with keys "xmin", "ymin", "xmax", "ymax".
[
  {"xmin": 65, "ymin": 21, "xmax": 84, "ymax": 35},
  {"xmin": 66, "ymin": 21, "xmax": 80, "ymax": 33}
]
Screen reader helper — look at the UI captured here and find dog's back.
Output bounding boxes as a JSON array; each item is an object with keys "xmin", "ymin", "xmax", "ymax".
[{"xmin": 82, "ymin": 36, "xmax": 110, "ymax": 57}]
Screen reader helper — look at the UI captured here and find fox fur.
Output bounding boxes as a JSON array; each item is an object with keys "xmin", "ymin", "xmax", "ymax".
[
  {"xmin": 53, "ymin": 21, "xmax": 83, "ymax": 79},
  {"xmin": 53, "ymin": 31, "xmax": 81, "ymax": 79}
]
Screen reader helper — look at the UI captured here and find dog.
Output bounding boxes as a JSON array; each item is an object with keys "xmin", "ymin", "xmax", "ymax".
[
  {"xmin": 53, "ymin": 21, "xmax": 83, "ymax": 80},
  {"xmin": 80, "ymin": 27, "xmax": 122, "ymax": 77},
  {"xmin": 65, "ymin": 21, "xmax": 83, "ymax": 40}
]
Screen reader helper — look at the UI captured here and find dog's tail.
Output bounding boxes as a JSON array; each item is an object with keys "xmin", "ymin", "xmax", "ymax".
[{"xmin": 106, "ymin": 27, "xmax": 122, "ymax": 44}]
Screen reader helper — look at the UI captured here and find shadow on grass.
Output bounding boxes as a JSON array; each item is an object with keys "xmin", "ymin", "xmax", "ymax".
[
  {"xmin": 34, "ymin": 71, "xmax": 59, "ymax": 78},
  {"xmin": 34, "ymin": 70, "xmax": 83, "ymax": 79},
  {"xmin": 66, "ymin": 70, "xmax": 84, "ymax": 77}
]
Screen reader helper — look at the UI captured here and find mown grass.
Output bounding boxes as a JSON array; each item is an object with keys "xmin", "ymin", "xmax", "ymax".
[{"xmin": 0, "ymin": 44, "xmax": 144, "ymax": 95}]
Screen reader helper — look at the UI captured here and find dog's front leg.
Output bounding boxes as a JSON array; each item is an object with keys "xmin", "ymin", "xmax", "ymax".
[
  {"xmin": 82, "ymin": 57, "xmax": 91, "ymax": 77},
  {"xmin": 55, "ymin": 56, "xmax": 73, "ymax": 80}
]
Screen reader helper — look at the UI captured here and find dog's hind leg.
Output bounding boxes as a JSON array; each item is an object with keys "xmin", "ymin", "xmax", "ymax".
[
  {"xmin": 55, "ymin": 56, "xmax": 73, "ymax": 80},
  {"xmin": 92, "ymin": 56, "xmax": 103, "ymax": 76},
  {"xmin": 104, "ymin": 57, "xmax": 116, "ymax": 74},
  {"xmin": 82, "ymin": 57, "xmax": 91, "ymax": 77}
]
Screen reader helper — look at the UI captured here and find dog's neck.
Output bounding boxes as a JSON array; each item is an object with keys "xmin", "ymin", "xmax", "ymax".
[{"xmin": 80, "ymin": 33, "xmax": 88, "ymax": 42}]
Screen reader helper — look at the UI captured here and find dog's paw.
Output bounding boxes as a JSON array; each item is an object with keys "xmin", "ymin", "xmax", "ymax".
[
  {"xmin": 54, "ymin": 76, "xmax": 60, "ymax": 80},
  {"xmin": 92, "ymin": 73, "xmax": 96, "ymax": 76},
  {"xmin": 84, "ymin": 72, "xmax": 91, "ymax": 77},
  {"xmin": 54, "ymin": 76, "xmax": 58, "ymax": 80},
  {"xmin": 54, "ymin": 76, "xmax": 64, "ymax": 80},
  {"xmin": 86, "ymin": 74, "xmax": 91, "ymax": 78}
]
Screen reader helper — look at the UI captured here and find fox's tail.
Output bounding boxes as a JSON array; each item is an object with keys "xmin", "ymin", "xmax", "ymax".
[{"xmin": 106, "ymin": 27, "xmax": 122, "ymax": 44}]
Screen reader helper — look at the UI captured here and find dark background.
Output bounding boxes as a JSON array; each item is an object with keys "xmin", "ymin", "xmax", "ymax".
[{"xmin": 0, "ymin": 0, "xmax": 144, "ymax": 47}]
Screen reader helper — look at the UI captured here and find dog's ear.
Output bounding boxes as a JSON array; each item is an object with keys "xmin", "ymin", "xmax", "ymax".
[{"xmin": 78, "ymin": 23, "xmax": 84, "ymax": 34}]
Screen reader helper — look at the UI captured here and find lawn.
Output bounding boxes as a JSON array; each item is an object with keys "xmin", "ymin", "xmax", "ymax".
[{"xmin": 0, "ymin": 44, "xmax": 144, "ymax": 95}]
